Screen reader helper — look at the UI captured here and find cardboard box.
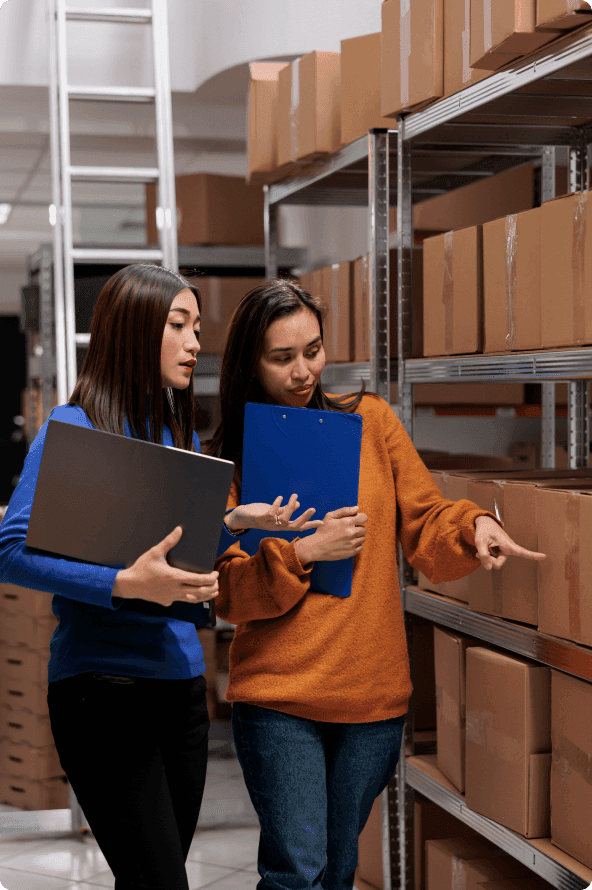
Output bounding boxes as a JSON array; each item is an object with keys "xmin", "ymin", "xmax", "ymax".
[
  {"xmin": 357, "ymin": 795, "xmax": 383, "ymax": 890},
  {"xmin": 465, "ymin": 647, "xmax": 551, "ymax": 838},
  {"xmin": 483, "ymin": 208, "xmax": 541, "ymax": 353},
  {"xmin": 537, "ymin": 0, "xmax": 592, "ymax": 30},
  {"xmin": 0, "ymin": 677, "xmax": 49, "ymax": 717},
  {"xmin": 297, "ymin": 51, "xmax": 342, "ymax": 161},
  {"xmin": 434, "ymin": 628, "xmax": 482, "ymax": 793},
  {"xmin": 470, "ymin": 0, "xmax": 559, "ymax": 70},
  {"xmin": 541, "ymin": 192, "xmax": 592, "ymax": 349},
  {"xmin": 146, "ymin": 173, "xmax": 265, "ymax": 247},
  {"xmin": 407, "ymin": 383, "xmax": 525, "ymax": 404},
  {"xmin": 414, "ymin": 788, "xmax": 482, "ymax": 890},
  {"xmin": 536, "ymin": 486, "xmax": 592, "ymax": 647},
  {"xmin": 0, "ymin": 706, "xmax": 54, "ymax": 748},
  {"xmin": 247, "ymin": 62, "xmax": 289, "ymax": 176},
  {"xmin": 0, "ymin": 740, "xmax": 63, "ymax": 781},
  {"xmin": 277, "ymin": 63, "xmax": 298, "ymax": 169},
  {"xmin": 444, "ymin": 0, "xmax": 490, "ymax": 97},
  {"xmin": 426, "ymin": 837, "xmax": 536, "ymax": 890},
  {"xmin": 299, "ymin": 272, "xmax": 311, "ymax": 293},
  {"xmin": 0, "ymin": 774, "xmax": 69, "ymax": 810},
  {"xmin": 550, "ymin": 669, "xmax": 592, "ymax": 870},
  {"xmin": 381, "ymin": 0, "xmax": 444, "ymax": 117},
  {"xmin": 423, "ymin": 226, "xmax": 483, "ymax": 356},
  {"xmin": 340, "ymin": 33, "xmax": 394, "ymax": 146},
  {"xmin": 321, "ymin": 262, "xmax": 353, "ymax": 363},
  {"xmin": 413, "ymin": 620, "xmax": 437, "ymax": 731},
  {"xmin": 0, "ymin": 583, "xmax": 55, "ymax": 619},
  {"xmin": 0, "ymin": 612, "xmax": 57, "ymax": 651},
  {"xmin": 477, "ymin": 880, "xmax": 556, "ymax": 890},
  {"xmin": 192, "ymin": 277, "xmax": 263, "ymax": 356},
  {"xmin": 0, "ymin": 646, "xmax": 48, "ymax": 684}
]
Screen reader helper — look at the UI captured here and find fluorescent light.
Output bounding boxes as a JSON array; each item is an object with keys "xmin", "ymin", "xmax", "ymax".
[
  {"xmin": 49, "ymin": 204, "xmax": 57, "ymax": 226},
  {"xmin": 0, "ymin": 204, "xmax": 12, "ymax": 225}
]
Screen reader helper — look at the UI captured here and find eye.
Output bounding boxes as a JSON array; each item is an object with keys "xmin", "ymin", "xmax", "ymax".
[
  {"xmin": 170, "ymin": 322, "xmax": 184, "ymax": 330},
  {"xmin": 275, "ymin": 349, "xmax": 320, "ymax": 363}
]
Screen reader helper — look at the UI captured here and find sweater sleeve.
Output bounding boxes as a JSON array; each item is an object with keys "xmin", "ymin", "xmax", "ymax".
[
  {"xmin": 0, "ymin": 406, "xmax": 121, "ymax": 610},
  {"xmin": 379, "ymin": 399, "xmax": 501, "ymax": 585},
  {"xmin": 213, "ymin": 476, "xmax": 313, "ymax": 624}
]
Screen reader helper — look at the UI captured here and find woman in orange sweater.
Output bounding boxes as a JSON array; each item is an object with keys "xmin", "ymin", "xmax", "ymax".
[{"xmin": 204, "ymin": 279, "xmax": 545, "ymax": 890}]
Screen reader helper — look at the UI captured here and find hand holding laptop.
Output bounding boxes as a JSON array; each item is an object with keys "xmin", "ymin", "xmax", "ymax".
[{"xmin": 112, "ymin": 526, "xmax": 219, "ymax": 607}]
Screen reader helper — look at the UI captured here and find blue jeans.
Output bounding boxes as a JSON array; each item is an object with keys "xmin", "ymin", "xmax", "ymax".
[{"xmin": 232, "ymin": 702, "xmax": 406, "ymax": 890}]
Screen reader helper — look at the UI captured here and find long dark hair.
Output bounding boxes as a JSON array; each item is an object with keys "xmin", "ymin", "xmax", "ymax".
[
  {"xmin": 69, "ymin": 263, "xmax": 201, "ymax": 451},
  {"xmin": 202, "ymin": 279, "xmax": 373, "ymax": 475}
]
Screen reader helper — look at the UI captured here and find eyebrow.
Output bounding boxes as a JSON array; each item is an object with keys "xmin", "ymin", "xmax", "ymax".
[
  {"xmin": 268, "ymin": 336, "xmax": 322, "ymax": 354},
  {"xmin": 169, "ymin": 306, "xmax": 201, "ymax": 323}
]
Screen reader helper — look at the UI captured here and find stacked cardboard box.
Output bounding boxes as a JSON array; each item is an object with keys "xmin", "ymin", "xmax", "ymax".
[
  {"xmin": 247, "ymin": 62, "xmax": 290, "ymax": 181},
  {"xmin": 0, "ymin": 583, "xmax": 68, "ymax": 810},
  {"xmin": 426, "ymin": 836, "xmax": 545, "ymax": 889},
  {"xmin": 537, "ymin": 0, "xmax": 592, "ymax": 30},
  {"xmin": 340, "ymin": 33, "xmax": 394, "ymax": 146},
  {"xmin": 191, "ymin": 277, "xmax": 264, "ymax": 356},
  {"xmin": 470, "ymin": 0, "xmax": 560, "ymax": 71}
]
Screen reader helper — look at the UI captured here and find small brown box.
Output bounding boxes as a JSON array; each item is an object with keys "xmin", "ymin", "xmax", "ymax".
[
  {"xmin": 0, "ymin": 706, "xmax": 54, "ymax": 748},
  {"xmin": 470, "ymin": 0, "xmax": 559, "ymax": 70},
  {"xmin": 321, "ymin": 262, "xmax": 353, "ymax": 363},
  {"xmin": 414, "ymin": 786, "xmax": 481, "ymax": 890},
  {"xmin": 423, "ymin": 226, "xmax": 483, "ymax": 357},
  {"xmin": 0, "ymin": 584, "xmax": 54, "ymax": 619},
  {"xmin": 381, "ymin": 0, "xmax": 444, "ymax": 117},
  {"xmin": 483, "ymin": 207, "xmax": 542, "ymax": 353},
  {"xmin": 0, "ymin": 774, "xmax": 69, "ymax": 811},
  {"xmin": 297, "ymin": 51, "xmax": 342, "ymax": 161},
  {"xmin": 0, "ymin": 740, "xmax": 63, "ymax": 781},
  {"xmin": 465, "ymin": 647, "xmax": 551, "ymax": 838},
  {"xmin": 247, "ymin": 62, "xmax": 289, "ymax": 176},
  {"xmin": 537, "ymin": 0, "xmax": 592, "ymax": 30},
  {"xmin": 444, "ymin": 0, "xmax": 490, "ymax": 97},
  {"xmin": 340, "ymin": 33, "xmax": 394, "ymax": 146}
]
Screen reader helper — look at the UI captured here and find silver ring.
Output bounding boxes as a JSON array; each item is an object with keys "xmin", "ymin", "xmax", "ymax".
[{"xmin": 275, "ymin": 514, "xmax": 281, "ymax": 525}]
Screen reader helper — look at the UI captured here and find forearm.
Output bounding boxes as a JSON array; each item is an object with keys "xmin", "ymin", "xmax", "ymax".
[{"xmin": 294, "ymin": 536, "xmax": 316, "ymax": 568}]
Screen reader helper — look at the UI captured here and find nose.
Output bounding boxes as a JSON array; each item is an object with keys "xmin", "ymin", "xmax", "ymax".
[
  {"xmin": 185, "ymin": 332, "xmax": 200, "ymax": 354},
  {"xmin": 292, "ymin": 354, "xmax": 310, "ymax": 382}
]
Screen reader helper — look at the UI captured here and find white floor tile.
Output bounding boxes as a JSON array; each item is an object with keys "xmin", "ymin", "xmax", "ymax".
[
  {"xmin": 0, "ymin": 838, "xmax": 108, "ymax": 882},
  {"xmin": 194, "ymin": 868, "xmax": 260, "ymax": 890},
  {"xmin": 188, "ymin": 828, "xmax": 259, "ymax": 869},
  {"xmin": 0, "ymin": 864, "xmax": 73, "ymax": 890},
  {"xmin": 0, "ymin": 837, "xmax": 56, "ymax": 862}
]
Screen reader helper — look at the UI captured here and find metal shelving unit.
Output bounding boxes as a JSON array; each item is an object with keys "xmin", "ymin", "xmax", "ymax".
[{"xmin": 264, "ymin": 21, "xmax": 592, "ymax": 890}]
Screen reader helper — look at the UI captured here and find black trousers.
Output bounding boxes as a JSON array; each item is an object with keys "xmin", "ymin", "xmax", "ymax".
[{"xmin": 48, "ymin": 671, "xmax": 210, "ymax": 890}]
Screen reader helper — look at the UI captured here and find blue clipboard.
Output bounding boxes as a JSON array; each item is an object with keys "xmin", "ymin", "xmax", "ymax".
[{"xmin": 239, "ymin": 402, "xmax": 363, "ymax": 598}]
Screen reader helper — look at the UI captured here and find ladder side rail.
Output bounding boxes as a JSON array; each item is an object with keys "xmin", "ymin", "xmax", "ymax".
[{"xmin": 152, "ymin": 0, "xmax": 177, "ymax": 271}]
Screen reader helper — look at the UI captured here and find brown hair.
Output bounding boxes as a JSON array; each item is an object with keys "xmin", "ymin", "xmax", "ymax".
[
  {"xmin": 69, "ymin": 263, "xmax": 201, "ymax": 450},
  {"xmin": 202, "ymin": 278, "xmax": 373, "ymax": 474}
]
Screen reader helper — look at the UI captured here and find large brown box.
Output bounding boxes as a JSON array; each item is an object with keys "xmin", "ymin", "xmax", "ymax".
[
  {"xmin": 0, "ymin": 774, "xmax": 69, "ymax": 810},
  {"xmin": 0, "ymin": 583, "xmax": 54, "ymax": 619},
  {"xmin": 146, "ymin": 173, "xmax": 265, "ymax": 247},
  {"xmin": 381, "ymin": 0, "xmax": 444, "ymax": 117},
  {"xmin": 0, "ymin": 740, "xmax": 62, "ymax": 781},
  {"xmin": 0, "ymin": 613, "xmax": 57, "ymax": 651},
  {"xmin": 426, "ymin": 836, "xmax": 536, "ymax": 890},
  {"xmin": 277, "ymin": 63, "xmax": 298, "ymax": 169},
  {"xmin": 483, "ymin": 208, "xmax": 542, "ymax": 353},
  {"xmin": 247, "ymin": 62, "xmax": 289, "ymax": 176},
  {"xmin": 423, "ymin": 226, "xmax": 483, "ymax": 356},
  {"xmin": 340, "ymin": 33, "xmax": 394, "ymax": 146},
  {"xmin": 194, "ymin": 277, "xmax": 263, "ymax": 356},
  {"xmin": 465, "ymin": 647, "xmax": 551, "ymax": 838},
  {"xmin": 470, "ymin": 0, "xmax": 559, "ymax": 70},
  {"xmin": 550, "ymin": 670, "xmax": 592, "ymax": 870},
  {"xmin": 0, "ymin": 677, "xmax": 49, "ymax": 717},
  {"xmin": 444, "ymin": 0, "xmax": 490, "ymax": 96},
  {"xmin": 321, "ymin": 263, "xmax": 353, "ymax": 363},
  {"xmin": 0, "ymin": 706, "xmax": 53, "ymax": 748},
  {"xmin": 541, "ymin": 192, "xmax": 592, "ymax": 349},
  {"xmin": 536, "ymin": 486, "xmax": 592, "ymax": 647},
  {"xmin": 297, "ymin": 51, "xmax": 342, "ymax": 161},
  {"xmin": 537, "ymin": 0, "xmax": 592, "ymax": 30},
  {"xmin": 434, "ymin": 627, "xmax": 482, "ymax": 793}
]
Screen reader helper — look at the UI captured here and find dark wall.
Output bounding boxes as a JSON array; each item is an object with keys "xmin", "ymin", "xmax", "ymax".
[{"xmin": 0, "ymin": 316, "xmax": 27, "ymax": 503}]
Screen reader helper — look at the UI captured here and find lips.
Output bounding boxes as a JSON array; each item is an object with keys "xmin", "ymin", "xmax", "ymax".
[
  {"xmin": 180, "ymin": 360, "xmax": 197, "ymax": 368},
  {"xmin": 291, "ymin": 385, "xmax": 312, "ymax": 394}
]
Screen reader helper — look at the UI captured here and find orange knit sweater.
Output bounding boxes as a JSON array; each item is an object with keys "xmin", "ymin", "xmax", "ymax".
[{"xmin": 214, "ymin": 393, "xmax": 498, "ymax": 723}]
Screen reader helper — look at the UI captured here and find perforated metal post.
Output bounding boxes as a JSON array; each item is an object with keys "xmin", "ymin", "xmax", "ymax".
[
  {"xmin": 397, "ymin": 121, "xmax": 413, "ymax": 440},
  {"xmin": 264, "ymin": 186, "xmax": 279, "ymax": 280},
  {"xmin": 39, "ymin": 247, "xmax": 55, "ymax": 422},
  {"xmin": 368, "ymin": 130, "xmax": 390, "ymax": 403},
  {"xmin": 540, "ymin": 147, "xmax": 556, "ymax": 469}
]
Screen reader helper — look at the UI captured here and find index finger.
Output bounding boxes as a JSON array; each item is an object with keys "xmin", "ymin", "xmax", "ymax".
[
  {"xmin": 504, "ymin": 543, "xmax": 547, "ymax": 561},
  {"xmin": 171, "ymin": 568, "xmax": 219, "ymax": 586}
]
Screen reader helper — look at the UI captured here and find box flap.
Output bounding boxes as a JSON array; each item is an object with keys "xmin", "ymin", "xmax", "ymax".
[{"xmin": 526, "ymin": 752, "xmax": 551, "ymax": 838}]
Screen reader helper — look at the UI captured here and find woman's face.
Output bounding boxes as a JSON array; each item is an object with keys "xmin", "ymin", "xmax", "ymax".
[
  {"xmin": 161, "ymin": 288, "xmax": 201, "ymax": 389},
  {"xmin": 255, "ymin": 308, "xmax": 325, "ymax": 408}
]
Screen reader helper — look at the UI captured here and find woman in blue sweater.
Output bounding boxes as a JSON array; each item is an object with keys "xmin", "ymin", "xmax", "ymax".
[{"xmin": 0, "ymin": 264, "xmax": 317, "ymax": 890}]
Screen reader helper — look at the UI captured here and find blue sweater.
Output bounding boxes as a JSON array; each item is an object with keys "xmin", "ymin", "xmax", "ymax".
[{"xmin": 0, "ymin": 404, "xmax": 238, "ymax": 683}]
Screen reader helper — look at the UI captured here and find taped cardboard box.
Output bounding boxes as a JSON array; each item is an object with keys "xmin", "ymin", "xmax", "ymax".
[
  {"xmin": 426, "ymin": 837, "xmax": 537, "ymax": 890},
  {"xmin": 0, "ymin": 774, "xmax": 69, "ymax": 811},
  {"xmin": 0, "ymin": 706, "xmax": 54, "ymax": 748},
  {"xmin": 321, "ymin": 262, "xmax": 353, "ymax": 363},
  {"xmin": 247, "ymin": 62, "xmax": 289, "ymax": 177},
  {"xmin": 550, "ymin": 669, "xmax": 592, "ymax": 871},
  {"xmin": 297, "ymin": 51, "xmax": 342, "ymax": 161},
  {"xmin": 0, "ymin": 583, "xmax": 55, "ymax": 619},
  {"xmin": 483, "ymin": 207, "xmax": 541, "ymax": 353},
  {"xmin": 537, "ymin": 0, "xmax": 592, "ymax": 30},
  {"xmin": 193, "ymin": 277, "xmax": 264, "ymax": 356},
  {"xmin": 277, "ymin": 62, "xmax": 302, "ymax": 169},
  {"xmin": 146, "ymin": 173, "xmax": 265, "ymax": 246},
  {"xmin": 434, "ymin": 627, "xmax": 482, "ymax": 794},
  {"xmin": 0, "ymin": 740, "xmax": 62, "ymax": 781},
  {"xmin": 423, "ymin": 226, "xmax": 483, "ymax": 357},
  {"xmin": 541, "ymin": 191, "xmax": 592, "ymax": 349},
  {"xmin": 340, "ymin": 33, "xmax": 394, "ymax": 146},
  {"xmin": 470, "ymin": 0, "xmax": 560, "ymax": 70},
  {"xmin": 465, "ymin": 647, "xmax": 551, "ymax": 838},
  {"xmin": 444, "ymin": 0, "xmax": 490, "ymax": 97},
  {"xmin": 381, "ymin": 0, "xmax": 444, "ymax": 117}
]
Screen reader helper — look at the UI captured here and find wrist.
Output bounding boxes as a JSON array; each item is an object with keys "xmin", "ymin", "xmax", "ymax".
[
  {"xmin": 112, "ymin": 568, "xmax": 131, "ymax": 600},
  {"xmin": 225, "ymin": 509, "xmax": 246, "ymax": 534},
  {"xmin": 294, "ymin": 537, "xmax": 316, "ymax": 568}
]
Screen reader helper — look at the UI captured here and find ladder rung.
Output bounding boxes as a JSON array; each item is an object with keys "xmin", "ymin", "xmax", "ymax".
[
  {"xmin": 66, "ymin": 7, "xmax": 152, "ymax": 25},
  {"xmin": 68, "ymin": 86, "xmax": 155, "ymax": 103},
  {"xmin": 69, "ymin": 166, "xmax": 159, "ymax": 183},
  {"xmin": 75, "ymin": 334, "xmax": 91, "ymax": 347},
  {"xmin": 70, "ymin": 248, "xmax": 164, "ymax": 264}
]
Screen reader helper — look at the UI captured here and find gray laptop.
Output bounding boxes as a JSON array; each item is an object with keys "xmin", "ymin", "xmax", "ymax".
[{"xmin": 26, "ymin": 420, "xmax": 236, "ymax": 627}]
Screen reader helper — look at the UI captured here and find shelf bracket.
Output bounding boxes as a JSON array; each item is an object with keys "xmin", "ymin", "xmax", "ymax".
[
  {"xmin": 541, "ymin": 146, "xmax": 556, "ymax": 469},
  {"xmin": 397, "ymin": 120, "xmax": 414, "ymax": 438},
  {"xmin": 369, "ymin": 130, "xmax": 390, "ymax": 405}
]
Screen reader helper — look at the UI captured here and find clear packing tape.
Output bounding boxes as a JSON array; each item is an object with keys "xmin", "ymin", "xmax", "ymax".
[
  {"xmin": 289, "ymin": 58, "xmax": 300, "ymax": 162},
  {"xmin": 400, "ymin": 0, "xmax": 411, "ymax": 108},
  {"xmin": 331, "ymin": 264, "xmax": 340, "ymax": 360},
  {"xmin": 483, "ymin": 0, "xmax": 492, "ymax": 54},
  {"xmin": 465, "ymin": 710, "xmax": 523, "ymax": 763},
  {"xmin": 565, "ymin": 490, "xmax": 582, "ymax": 641},
  {"xmin": 572, "ymin": 191, "xmax": 587, "ymax": 347},
  {"xmin": 443, "ymin": 231, "xmax": 454, "ymax": 354},
  {"xmin": 462, "ymin": 0, "xmax": 471, "ymax": 85},
  {"xmin": 505, "ymin": 215, "xmax": 518, "ymax": 350},
  {"xmin": 553, "ymin": 732, "xmax": 592, "ymax": 788}
]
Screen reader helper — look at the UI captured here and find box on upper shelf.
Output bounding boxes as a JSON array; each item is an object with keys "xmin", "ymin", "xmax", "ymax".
[
  {"xmin": 381, "ymin": 0, "xmax": 444, "ymax": 117},
  {"xmin": 444, "ymin": 0, "xmax": 490, "ymax": 96},
  {"xmin": 146, "ymin": 173, "xmax": 265, "ymax": 246},
  {"xmin": 470, "ymin": 0, "xmax": 560, "ymax": 70},
  {"xmin": 465, "ymin": 647, "xmax": 551, "ymax": 839},
  {"xmin": 340, "ymin": 32, "xmax": 394, "ymax": 146},
  {"xmin": 247, "ymin": 62, "xmax": 289, "ymax": 179},
  {"xmin": 298, "ymin": 51, "xmax": 342, "ymax": 162},
  {"xmin": 536, "ymin": 0, "xmax": 592, "ymax": 30}
]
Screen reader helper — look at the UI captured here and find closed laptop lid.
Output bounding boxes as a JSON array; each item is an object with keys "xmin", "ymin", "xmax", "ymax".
[{"xmin": 27, "ymin": 420, "xmax": 235, "ymax": 575}]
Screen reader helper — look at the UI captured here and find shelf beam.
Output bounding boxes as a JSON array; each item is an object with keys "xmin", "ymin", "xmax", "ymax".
[{"xmin": 404, "ymin": 349, "xmax": 592, "ymax": 383}]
